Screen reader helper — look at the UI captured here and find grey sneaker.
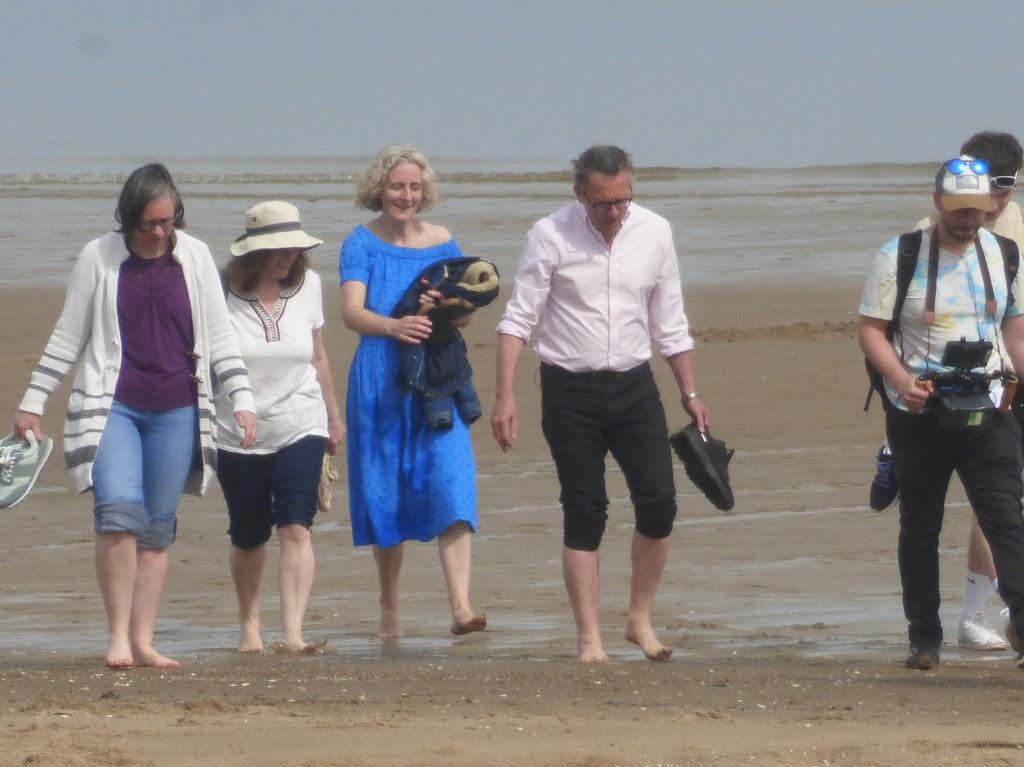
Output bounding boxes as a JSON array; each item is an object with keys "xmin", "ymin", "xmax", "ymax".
[
  {"xmin": 0, "ymin": 432, "xmax": 54, "ymax": 509},
  {"xmin": 905, "ymin": 643, "xmax": 939, "ymax": 670}
]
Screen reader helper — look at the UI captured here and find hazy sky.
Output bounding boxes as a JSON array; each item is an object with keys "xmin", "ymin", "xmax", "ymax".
[{"xmin": 4, "ymin": 0, "xmax": 1024, "ymax": 168}]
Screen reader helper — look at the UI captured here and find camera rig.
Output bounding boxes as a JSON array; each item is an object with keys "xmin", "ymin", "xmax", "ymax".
[{"xmin": 919, "ymin": 338, "xmax": 1017, "ymax": 428}]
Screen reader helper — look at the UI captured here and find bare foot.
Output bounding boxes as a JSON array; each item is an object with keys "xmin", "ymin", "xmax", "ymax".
[
  {"xmin": 625, "ymin": 622, "xmax": 673, "ymax": 662},
  {"xmin": 378, "ymin": 606, "xmax": 403, "ymax": 639},
  {"xmin": 577, "ymin": 634, "xmax": 609, "ymax": 664},
  {"xmin": 273, "ymin": 638, "xmax": 328, "ymax": 655},
  {"xmin": 239, "ymin": 624, "xmax": 263, "ymax": 653},
  {"xmin": 579, "ymin": 647, "xmax": 610, "ymax": 663},
  {"xmin": 133, "ymin": 648, "xmax": 182, "ymax": 669},
  {"xmin": 451, "ymin": 613, "xmax": 487, "ymax": 636},
  {"xmin": 106, "ymin": 634, "xmax": 134, "ymax": 668}
]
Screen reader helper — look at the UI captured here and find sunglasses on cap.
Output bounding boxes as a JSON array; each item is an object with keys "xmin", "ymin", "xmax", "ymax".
[
  {"xmin": 946, "ymin": 157, "xmax": 989, "ymax": 175},
  {"xmin": 990, "ymin": 173, "xmax": 1018, "ymax": 190}
]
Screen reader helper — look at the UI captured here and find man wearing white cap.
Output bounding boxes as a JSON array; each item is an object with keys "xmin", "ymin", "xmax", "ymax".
[{"xmin": 859, "ymin": 157, "xmax": 1024, "ymax": 670}]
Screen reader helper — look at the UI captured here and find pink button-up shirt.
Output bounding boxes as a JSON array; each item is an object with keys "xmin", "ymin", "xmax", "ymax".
[{"xmin": 497, "ymin": 200, "xmax": 694, "ymax": 372}]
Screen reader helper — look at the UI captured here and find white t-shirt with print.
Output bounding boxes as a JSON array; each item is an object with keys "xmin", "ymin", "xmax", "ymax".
[
  {"xmin": 859, "ymin": 227, "xmax": 1024, "ymax": 411},
  {"xmin": 215, "ymin": 269, "xmax": 329, "ymax": 453}
]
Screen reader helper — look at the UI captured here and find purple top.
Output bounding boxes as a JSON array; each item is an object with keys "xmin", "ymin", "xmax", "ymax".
[{"xmin": 113, "ymin": 246, "xmax": 197, "ymax": 410}]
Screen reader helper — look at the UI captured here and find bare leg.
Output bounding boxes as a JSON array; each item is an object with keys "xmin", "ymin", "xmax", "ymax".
[
  {"xmin": 967, "ymin": 516, "xmax": 998, "ymax": 580},
  {"xmin": 230, "ymin": 544, "xmax": 266, "ymax": 653},
  {"xmin": 373, "ymin": 544, "xmax": 404, "ymax": 638},
  {"xmin": 278, "ymin": 524, "xmax": 319, "ymax": 652},
  {"xmin": 563, "ymin": 546, "xmax": 608, "ymax": 663},
  {"xmin": 95, "ymin": 532, "xmax": 137, "ymax": 668},
  {"xmin": 438, "ymin": 522, "xmax": 486, "ymax": 635},
  {"xmin": 624, "ymin": 531, "xmax": 673, "ymax": 662},
  {"xmin": 129, "ymin": 547, "xmax": 179, "ymax": 668}
]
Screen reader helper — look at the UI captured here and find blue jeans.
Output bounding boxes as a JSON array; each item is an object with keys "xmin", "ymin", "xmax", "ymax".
[{"xmin": 92, "ymin": 400, "xmax": 197, "ymax": 549}]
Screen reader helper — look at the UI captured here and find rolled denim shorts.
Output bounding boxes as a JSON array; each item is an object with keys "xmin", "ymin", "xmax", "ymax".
[
  {"xmin": 217, "ymin": 435, "xmax": 326, "ymax": 549},
  {"xmin": 92, "ymin": 400, "xmax": 197, "ymax": 550}
]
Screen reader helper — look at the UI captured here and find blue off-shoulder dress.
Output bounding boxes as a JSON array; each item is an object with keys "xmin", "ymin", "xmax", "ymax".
[{"xmin": 339, "ymin": 225, "xmax": 477, "ymax": 547}]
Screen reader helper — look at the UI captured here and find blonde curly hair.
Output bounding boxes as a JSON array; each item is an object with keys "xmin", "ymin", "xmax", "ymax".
[{"xmin": 354, "ymin": 144, "xmax": 439, "ymax": 212}]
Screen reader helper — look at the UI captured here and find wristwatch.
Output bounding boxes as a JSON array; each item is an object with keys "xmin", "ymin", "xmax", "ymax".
[{"xmin": 682, "ymin": 391, "xmax": 701, "ymax": 403}]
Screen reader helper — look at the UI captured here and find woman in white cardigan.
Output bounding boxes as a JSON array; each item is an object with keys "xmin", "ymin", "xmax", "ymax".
[{"xmin": 12, "ymin": 163, "xmax": 256, "ymax": 668}]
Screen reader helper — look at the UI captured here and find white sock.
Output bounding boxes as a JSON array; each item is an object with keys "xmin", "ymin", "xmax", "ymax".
[{"xmin": 961, "ymin": 569, "xmax": 996, "ymax": 623}]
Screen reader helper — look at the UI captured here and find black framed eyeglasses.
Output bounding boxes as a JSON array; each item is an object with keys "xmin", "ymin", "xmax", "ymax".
[{"xmin": 584, "ymin": 192, "xmax": 633, "ymax": 214}]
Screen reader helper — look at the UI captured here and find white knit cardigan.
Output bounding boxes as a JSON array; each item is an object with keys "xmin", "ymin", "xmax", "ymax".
[{"xmin": 18, "ymin": 230, "xmax": 256, "ymax": 494}]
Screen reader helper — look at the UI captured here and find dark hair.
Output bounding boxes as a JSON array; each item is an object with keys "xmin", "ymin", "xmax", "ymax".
[
  {"xmin": 115, "ymin": 163, "xmax": 185, "ymax": 234},
  {"xmin": 228, "ymin": 250, "xmax": 309, "ymax": 294},
  {"xmin": 572, "ymin": 145, "xmax": 634, "ymax": 186},
  {"xmin": 960, "ymin": 132, "xmax": 1024, "ymax": 177}
]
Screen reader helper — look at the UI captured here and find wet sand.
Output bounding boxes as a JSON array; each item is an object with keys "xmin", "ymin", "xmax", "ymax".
[{"xmin": 2, "ymin": 278, "xmax": 1021, "ymax": 767}]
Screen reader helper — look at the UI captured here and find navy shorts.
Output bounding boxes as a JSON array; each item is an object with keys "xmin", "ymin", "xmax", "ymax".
[{"xmin": 217, "ymin": 435, "xmax": 326, "ymax": 549}]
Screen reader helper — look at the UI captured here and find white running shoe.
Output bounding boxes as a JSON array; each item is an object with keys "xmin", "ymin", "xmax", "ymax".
[{"xmin": 956, "ymin": 615, "xmax": 1009, "ymax": 651}]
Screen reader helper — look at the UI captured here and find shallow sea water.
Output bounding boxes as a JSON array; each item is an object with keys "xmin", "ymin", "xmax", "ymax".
[{"xmin": 0, "ymin": 157, "xmax": 933, "ymax": 287}]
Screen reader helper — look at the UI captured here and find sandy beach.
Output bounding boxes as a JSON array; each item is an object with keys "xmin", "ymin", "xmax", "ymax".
[{"xmin": 2, "ymin": 276, "xmax": 1022, "ymax": 767}]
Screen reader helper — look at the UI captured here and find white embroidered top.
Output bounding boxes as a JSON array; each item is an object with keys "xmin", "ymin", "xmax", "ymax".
[{"xmin": 214, "ymin": 269, "xmax": 329, "ymax": 453}]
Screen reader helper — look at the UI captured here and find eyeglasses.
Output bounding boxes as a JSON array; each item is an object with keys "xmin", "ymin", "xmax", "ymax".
[
  {"xmin": 946, "ymin": 157, "xmax": 989, "ymax": 176},
  {"xmin": 991, "ymin": 173, "xmax": 1018, "ymax": 190},
  {"xmin": 137, "ymin": 217, "xmax": 175, "ymax": 233},
  {"xmin": 583, "ymin": 193, "xmax": 633, "ymax": 214}
]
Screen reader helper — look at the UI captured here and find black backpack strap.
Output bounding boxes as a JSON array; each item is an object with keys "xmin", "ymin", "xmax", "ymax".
[
  {"xmin": 891, "ymin": 229, "xmax": 923, "ymax": 337},
  {"xmin": 864, "ymin": 230, "xmax": 923, "ymax": 411},
  {"xmin": 219, "ymin": 267, "xmax": 230, "ymax": 298},
  {"xmin": 992, "ymin": 232, "xmax": 1019, "ymax": 311}
]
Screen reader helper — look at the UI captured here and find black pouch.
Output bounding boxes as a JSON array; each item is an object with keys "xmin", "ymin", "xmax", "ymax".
[
  {"xmin": 930, "ymin": 339, "xmax": 996, "ymax": 429},
  {"xmin": 935, "ymin": 391, "xmax": 994, "ymax": 429}
]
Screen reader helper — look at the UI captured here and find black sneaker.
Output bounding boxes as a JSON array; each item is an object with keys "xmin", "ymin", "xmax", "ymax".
[
  {"xmin": 669, "ymin": 425, "xmax": 735, "ymax": 512},
  {"xmin": 904, "ymin": 643, "xmax": 939, "ymax": 670},
  {"xmin": 869, "ymin": 446, "xmax": 898, "ymax": 511}
]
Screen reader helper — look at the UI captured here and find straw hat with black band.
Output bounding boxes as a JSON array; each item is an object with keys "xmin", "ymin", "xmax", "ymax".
[{"xmin": 230, "ymin": 201, "xmax": 323, "ymax": 256}]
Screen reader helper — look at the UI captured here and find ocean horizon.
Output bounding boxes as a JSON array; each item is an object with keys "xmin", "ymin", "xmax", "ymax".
[{"xmin": 0, "ymin": 156, "xmax": 937, "ymax": 287}]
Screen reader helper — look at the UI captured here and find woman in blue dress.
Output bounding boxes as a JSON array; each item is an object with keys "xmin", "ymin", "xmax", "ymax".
[{"xmin": 340, "ymin": 145, "xmax": 486, "ymax": 639}]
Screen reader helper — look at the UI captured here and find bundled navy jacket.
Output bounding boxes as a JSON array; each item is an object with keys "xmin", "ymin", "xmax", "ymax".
[{"xmin": 392, "ymin": 257, "xmax": 499, "ymax": 429}]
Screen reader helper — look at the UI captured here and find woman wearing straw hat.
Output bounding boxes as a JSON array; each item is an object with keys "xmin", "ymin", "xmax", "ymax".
[
  {"xmin": 12, "ymin": 163, "xmax": 256, "ymax": 668},
  {"xmin": 216, "ymin": 201, "xmax": 344, "ymax": 653},
  {"xmin": 340, "ymin": 145, "xmax": 486, "ymax": 639}
]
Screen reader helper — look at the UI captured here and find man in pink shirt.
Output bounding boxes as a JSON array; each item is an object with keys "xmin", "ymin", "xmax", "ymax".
[{"xmin": 491, "ymin": 145, "xmax": 710, "ymax": 663}]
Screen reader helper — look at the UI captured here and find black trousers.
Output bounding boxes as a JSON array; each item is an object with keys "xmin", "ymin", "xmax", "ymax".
[
  {"xmin": 887, "ymin": 406, "xmax": 1024, "ymax": 647},
  {"xmin": 540, "ymin": 362, "xmax": 677, "ymax": 551}
]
